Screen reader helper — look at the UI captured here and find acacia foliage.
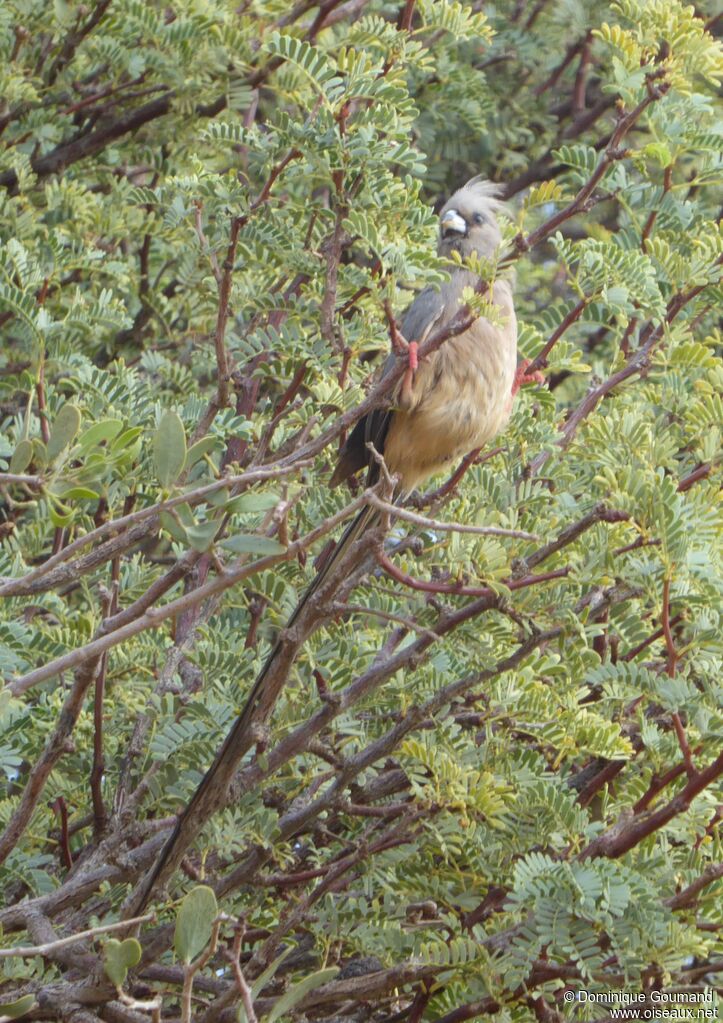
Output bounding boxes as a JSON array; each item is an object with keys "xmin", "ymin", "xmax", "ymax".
[{"xmin": 0, "ymin": 1, "xmax": 721, "ymax": 1021}]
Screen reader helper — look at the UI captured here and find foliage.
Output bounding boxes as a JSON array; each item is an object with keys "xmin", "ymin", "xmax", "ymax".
[{"xmin": 0, "ymin": 1, "xmax": 721, "ymax": 1021}]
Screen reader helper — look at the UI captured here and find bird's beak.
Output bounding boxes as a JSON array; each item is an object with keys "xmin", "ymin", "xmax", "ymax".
[{"xmin": 440, "ymin": 209, "xmax": 467, "ymax": 238}]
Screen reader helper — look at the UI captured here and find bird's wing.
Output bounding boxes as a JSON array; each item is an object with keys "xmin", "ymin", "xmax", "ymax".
[{"xmin": 330, "ymin": 285, "xmax": 449, "ymax": 487}]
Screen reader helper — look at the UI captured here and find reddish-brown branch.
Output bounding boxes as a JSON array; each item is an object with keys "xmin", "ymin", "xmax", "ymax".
[
  {"xmin": 667, "ymin": 862, "xmax": 723, "ymax": 910},
  {"xmin": 463, "ymin": 886, "xmax": 508, "ymax": 929},
  {"xmin": 671, "ymin": 712, "xmax": 696, "ymax": 780},
  {"xmin": 35, "ymin": 352, "xmax": 50, "ymax": 445},
  {"xmin": 581, "ymin": 750, "xmax": 723, "ymax": 860},
  {"xmin": 90, "ymin": 655, "xmax": 109, "ymax": 838},
  {"xmin": 641, "ymin": 164, "xmax": 673, "ymax": 250},
  {"xmin": 376, "ymin": 546, "xmax": 569, "ymax": 597},
  {"xmin": 407, "ymin": 983, "xmax": 432, "ymax": 1023},
  {"xmin": 524, "ymin": 0, "xmax": 549, "ymax": 30},
  {"xmin": 572, "ymin": 32, "xmax": 592, "ymax": 115},
  {"xmin": 543, "ymin": 267, "xmax": 720, "ymax": 466},
  {"xmin": 528, "ymin": 297, "xmax": 589, "ymax": 373},
  {"xmin": 694, "ymin": 806, "xmax": 722, "ymax": 851},
  {"xmin": 524, "ymin": 505, "xmax": 629, "ymax": 571},
  {"xmin": 623, "ymin": 613, "xmax": 682, "ymax": 662},
  {"xmin": 0, "ymin": 654, "xmax": 103, "ymax": 864},
  {"xmin": 514, "ymin": 73, "xmax": 670, "ymax": 262},
  {"xmin": 413, "ymin": 447, "xmax": 503, "ymax": 507},
  {"xmin": 534, "ymin": 37, "xmax": 586, "ymax": 97},
  {"xmin": 49, "ymin": 796, "xmax": 73, "ymax": 870},
  {"xmin": 193, "ymin": 149, "xmax": 302, "ymax": 443},
  {"xmin": 45, "ymin": 0, "xmax": 113, "ymax": 84},
  {"xmin": 90, "ymin": 500, "xmax": 128, "ymax": 837},
  {"xmin": 60, "ymin": 75, "xmax": 150, "ymax": 116},
  {"xmin": 398, "ymin": 0, "xmax": 416, "ymax": 30},
  {"xmin": 244, "ymin": 595, "xmax": 268, "ymax": 650},
  {"xmin": 678, "ymin": 462, "xmax": 713, "ymax": 492},
  {"xmin": 577, "ymin": 760, "xmax": 627, "ymax": 808},
  {"xmin": 634, "ymin": 760, "xmax": 688, "ymax": 813}
]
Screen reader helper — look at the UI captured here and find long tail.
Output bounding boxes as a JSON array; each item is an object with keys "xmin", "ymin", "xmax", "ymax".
[{"xmin": 126, "ymin": 502, "xmax": 377, "ymax": 915}]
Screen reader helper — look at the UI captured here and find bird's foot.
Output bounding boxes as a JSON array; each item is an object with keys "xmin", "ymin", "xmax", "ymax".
[{"xmin": 512, "ymin": 358, "xmax": 545, "ymax": 397}]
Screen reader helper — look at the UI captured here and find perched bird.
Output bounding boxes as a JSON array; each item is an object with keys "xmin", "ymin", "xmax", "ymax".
[
  {"xmin": 331, "ymin": 176, "xmax": 517, "ymax": 492},
  {"xmin": 128, "ymin": 176, "xmax": 520, "ymax": 914}
]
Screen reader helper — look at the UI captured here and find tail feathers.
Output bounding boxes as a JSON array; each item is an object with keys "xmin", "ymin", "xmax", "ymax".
[{"xmin": 126, "ymin": 502, "xmax": 378, "ymax": 915}]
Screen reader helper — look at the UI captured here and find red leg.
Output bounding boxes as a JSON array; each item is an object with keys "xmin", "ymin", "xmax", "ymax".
[
  {"xmin": 512, "ymin": 357, "xmax": 545, "ymax": 397},
  {"xmin": 400, "ymin": 342, "xmax": 419, "ymax": 406}
]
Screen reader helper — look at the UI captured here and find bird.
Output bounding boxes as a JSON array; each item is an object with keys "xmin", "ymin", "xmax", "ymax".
[
  {"xmin": 331, "ymin": 176, "xmax": 517, "ymax": 492},
  {"xmin": 126, "ymin": 176, "xmax": 520, "ymax": 915}
]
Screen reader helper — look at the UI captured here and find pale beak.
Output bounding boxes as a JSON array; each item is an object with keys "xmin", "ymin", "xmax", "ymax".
[{"xmin": 440, "ymin": 209, "xmax": 467, "ymax": 237}]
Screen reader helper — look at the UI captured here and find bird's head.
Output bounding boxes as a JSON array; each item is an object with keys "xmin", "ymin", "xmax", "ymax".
[{"xmin": 437, "ymin": 176, "xmax": 504, "ymax": 260}]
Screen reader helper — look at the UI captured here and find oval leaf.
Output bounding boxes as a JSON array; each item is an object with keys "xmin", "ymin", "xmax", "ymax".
[
  {"xmin": 159, "ymin": 509, "xmax": 190, "ymax": 545},
  {"xmin": 186, "ymin": 435, "xmax": 221, "ymax": 467},
  {"xmin": 47, "ymin": 403, "xmax": 82, "ymax": 461},
  {"xmin": 221, "ymin": 534, "xmax": 286, "ymax": 556},
  {"xmin": 226, "ymin": 491, "xmax": 280, "ymax": 514},
  {"xmin": 31, "ymin": 438, "xmax": 48, "ymax": 469},
  {"xmin": 174, "ymin": 885, "xmax": 218, "ymax": 964},
  {"xmin": 153, "ymin": 411, "xmax": 187, "ymax": 488},
  {"xmin": 109, "ymin": 425, "xmax": 144, "ymax": 453},
  {"xmin": 9, "ymin": 439, "xmax": 33, "ymax": 474},
  {"xmin": 77, "ymin": 418, "xmax": 124, "ymax": 452},
  {"xmin": 0, "ymin": 995, "xmax": 37, "ymax": 1019},
  {"xmin": 185, "ymin": 520, "xmax": 220, "ymax": 552},
  {"xmin": 103, "ymin": 937, "xmax": 142, "ymax": 988},
  {"xmin": 56, "ymin": 485, "xmax": 100, "ymax": 501}
]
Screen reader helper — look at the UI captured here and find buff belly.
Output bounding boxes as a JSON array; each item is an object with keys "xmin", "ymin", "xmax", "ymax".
[{"xmin": 383, "ymin": 313, "xmax": 517, "ymax": 492}]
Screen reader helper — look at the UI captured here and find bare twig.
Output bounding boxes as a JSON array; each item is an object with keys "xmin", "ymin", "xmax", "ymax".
[
  {"xmin": 0, "ymin": 463, "xmax": 311, "ymax": 599},
  {"xmin": 366, "ymin": 492, "xmax": 539, "ymax": 540},
  {"xmin": 9, "ymin": 485, "xmax": 372, "ymax": 694},
  {"xmin": 0, "ymin": 913, "xmax": 154, "ymax": 958}
]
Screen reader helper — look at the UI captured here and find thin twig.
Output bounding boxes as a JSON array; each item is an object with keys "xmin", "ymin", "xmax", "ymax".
[
  {"xmin": 366, "ymin": 493, "xmax": 539, "ymax": 540},
  {"xmin": 0, "ymin": 913, "xmax": 154, "ymax": 958},
  {"xmin": 9, "ymin": 485, "xmax": 374, "ymax": 694}
]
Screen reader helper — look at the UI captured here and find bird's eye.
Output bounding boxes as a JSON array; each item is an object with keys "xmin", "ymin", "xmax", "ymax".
[{"xmin": 473, "ymin": 213, "xmax": 486, "ymax": 225}]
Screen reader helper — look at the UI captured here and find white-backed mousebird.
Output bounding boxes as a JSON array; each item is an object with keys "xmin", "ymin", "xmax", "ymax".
[{"xmin": 127, "ymin": 176, "xmax": 527, "ymax": 915}]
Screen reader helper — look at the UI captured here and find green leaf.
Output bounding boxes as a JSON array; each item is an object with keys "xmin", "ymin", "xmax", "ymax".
[
  {"xmin": 174, "ymin": 885, "xmax": 218, "ymax": 964},
  {"xmin": 0, "ymin": 995, "xmax": 37, "ymax": 1019},
  {"xmin": 225, "ymin": 491, "xmax": 280, "ymax": 514},
  {"xmin": 186, "ymin": 435, "xmax": 220, "ymax": 467},
  {"xmin": 9, "ymin": 439, "xmax": 33, "ymax": 474},
  {"xmin": 238, "ymin": 948, "xmax": 294, "ymax": 1023},
  {"xmin": 77, "ymin": 419, "xmax": 124, "ymax": 452},
  {"xmin": 266, "ymin": 967, "xmax": 339, "ymax": 1023},
  {"xmin": 110, "ymin": 425, "xmax": 144, "ymax": 453},
  {"xmin": 55, "ymin": 485, "xmax": 100, "ymax": 501},
  {"xmin": 159, "ymin": 509, "xmax": 190, "ymax": 544},
  {"xmin": 103, "ymin": 937, "xmax": 142, "ymax": 988},
  {"xmin": 31, "ymin": 439, "xmax": 48, "ymax": 469},
  {"xmin": 47, "ymin": 495, "xmax": 75, "ymax": 527},
  {"xmin": 47, "ymin": 404, "xmax": 81, "ymax": 461},
  {"xmin": 185, "ymin": 520, "xmax": 220, "ymax": 551},
  {"xmin": 221, "ymin": 534, "xmax": 286, "ymax": 556},
  {"xmin": 153, "ymin": 411, "xmax": 187, "ymax": 488}
]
